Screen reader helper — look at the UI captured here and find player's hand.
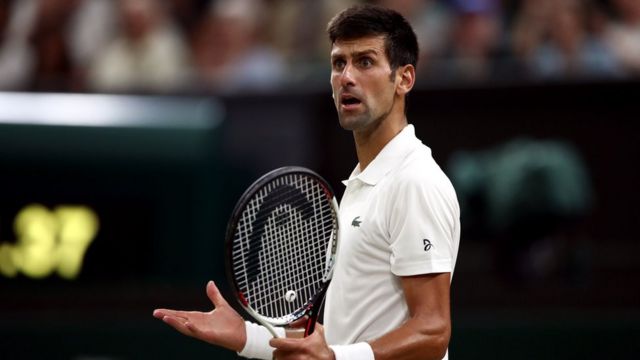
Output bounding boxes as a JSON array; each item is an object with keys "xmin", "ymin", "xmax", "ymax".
[
  {"xmin": 153, "ymin": 281, "xmax": 247, "ymax": 352},
  {"xmin": 270, "ymin": 324, "xmax": 335, "ymax": 360}
]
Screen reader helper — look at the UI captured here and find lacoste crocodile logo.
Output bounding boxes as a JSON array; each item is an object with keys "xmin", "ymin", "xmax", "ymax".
[{"xmin": 351, "ymin": 216, "xmax": 362, "ymax": 227}]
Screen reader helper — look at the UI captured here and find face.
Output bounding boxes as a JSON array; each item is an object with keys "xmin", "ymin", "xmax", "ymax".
[{"xmin": 330, "ymin": 36, "xmax": 399, "ymax": 133}]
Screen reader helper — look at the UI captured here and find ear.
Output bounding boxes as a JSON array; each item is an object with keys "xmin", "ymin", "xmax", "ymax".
[{"xmin": 395, "ymin": 64, "xmax": 415, "ymax": 96}]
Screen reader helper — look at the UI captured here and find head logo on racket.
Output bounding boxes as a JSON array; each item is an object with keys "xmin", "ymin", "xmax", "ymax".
[{"xmin": 225, "ymin": 167, "xmax": 339, "ymax": 338}]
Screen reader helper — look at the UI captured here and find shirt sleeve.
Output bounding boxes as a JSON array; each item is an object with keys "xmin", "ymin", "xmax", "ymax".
[{"xmin": 388, "ymin": 173, "xmax": 459, "ymax": 276}]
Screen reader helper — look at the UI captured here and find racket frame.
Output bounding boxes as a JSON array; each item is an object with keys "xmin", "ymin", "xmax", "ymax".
[{"xmin": 224, "ymin": 166, "xmax": 339, "ymax": 338}]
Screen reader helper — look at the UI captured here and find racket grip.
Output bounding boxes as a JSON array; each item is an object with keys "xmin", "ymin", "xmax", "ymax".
[
  {"xmin": 304, "ymin": 282, "xmax": 330, "ymax": 336},
  {"xmin": 304, "ymin": 307, "xmax": 320, "ymax": 336}
]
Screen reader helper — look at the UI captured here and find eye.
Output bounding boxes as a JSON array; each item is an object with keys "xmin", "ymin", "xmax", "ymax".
[
  {"xmin": 332, "ymin": 59, "xmax": 346, "ymax": 71},
  {"xmin": 359, "ymin": 57, "xmax": 373, "ymax": 68}
]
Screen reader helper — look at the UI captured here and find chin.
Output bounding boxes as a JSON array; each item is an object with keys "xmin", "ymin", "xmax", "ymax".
[
  {"xmin": 339, "ymin": 112, "xmax": 375, "ymax": 132},
  {"xmin": 338, "ymin": 116, "xmax": 359, "ymax": 131}
]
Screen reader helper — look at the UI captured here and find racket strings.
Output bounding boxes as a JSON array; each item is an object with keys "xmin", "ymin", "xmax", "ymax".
[
  {"xmin": 234, "ymin": 177, "xmax": 334, "ymax": 276},
  {"xmin": 231, "ymin": 174, "xmax": 337, "ymax": 320},
  {"xmin": 238, "ymin": 182, "xmax": 326, "ymax": 231},
  {"xmin": 254, "ymin": 212, "xmax": 327, "ymax": 316},
  {"xmin": 239, "ymin": 181, "xmax": 332, "ymax": 311},
  {"xmin": 236, "ymin": 209, "xmax": 336, "ymax": 281},
  {"xmin": 237, "ymin": 196, "xmax": 330, "ymax": 315}
]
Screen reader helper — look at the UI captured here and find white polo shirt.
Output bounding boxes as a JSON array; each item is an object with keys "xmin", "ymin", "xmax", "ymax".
[{"xmin": 324, "ymin": 124, "xmax": 460, "ymax": 359}]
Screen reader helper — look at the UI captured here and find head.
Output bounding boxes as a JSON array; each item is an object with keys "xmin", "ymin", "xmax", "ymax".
[
  {"xmin": 612, "ymin": 0, "xmax": 640, "ymax": 23},
  {"xmin": 119, "ymin": 0, "xmax": 165, "ymax": 41},
  {"xmin": 0, "ymin": 0, "xmax": 8, "ymax": 37},
  {"xmin": 327, "ymin": 5, "xmax": 418, "ymax": 133},
  {"xmin": 328, "ymin": 5, "xmax": 418, "ymax": 76}
]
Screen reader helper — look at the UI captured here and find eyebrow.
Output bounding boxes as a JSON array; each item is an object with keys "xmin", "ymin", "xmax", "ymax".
[{"xmin": 331, "ymin": 49, "xmax": 380, "ymax": 60}]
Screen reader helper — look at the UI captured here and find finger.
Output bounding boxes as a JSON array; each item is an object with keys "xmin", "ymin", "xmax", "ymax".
[
  {"xmin": 206, "ymin": 281, "xmax": 230, "ymax": 308},
  {"xmin": 161, "ymin": 315, "xmax": 194, "ymax": 337},
  {"xmin": 152, "ymin": 309, "xmax": 166, "ymax": 319},
  {"xmin": 272, "ymin": 349, "xmax": 283, "ymax": 360},
  {"xmin": 184, "ymin": 320, "xmax": 203, "ymax": 337},
  {"xmin": 153, "ymin": 308, "xmax": 190, "ymax": 321},
  {"xmin": 272, "ymin": 349, "xmax": 289, "ymax": 360},
  {"xmin": 273, "ymin": 347, "xmax": 306, "ymax": 360},
  {"xmin": 269, "ymin": 337, "xmax": 303, "ymax": 351}
]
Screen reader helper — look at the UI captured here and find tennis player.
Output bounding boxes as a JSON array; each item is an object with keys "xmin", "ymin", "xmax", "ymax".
[{"xmin": 153, "ymin": 5, "xmax": 460, "ymax": 360}]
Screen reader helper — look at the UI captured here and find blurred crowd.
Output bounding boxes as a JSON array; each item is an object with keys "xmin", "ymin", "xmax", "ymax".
[{"xmin": 1, "ymin": 0, "xmax": 639, "ymax": 94}]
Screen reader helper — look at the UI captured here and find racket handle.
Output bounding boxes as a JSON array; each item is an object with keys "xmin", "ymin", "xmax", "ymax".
[
  {"xmin": 304, "ymin": 307, "xmax": 320, "ymax": 336},
  {"xmin": 304, "ymin": 283, "xmax": 329, "ymax": 336}
]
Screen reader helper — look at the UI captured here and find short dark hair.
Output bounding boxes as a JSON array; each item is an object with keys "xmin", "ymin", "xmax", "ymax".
[{"xmin": 327, "ymin": 4, "xmax": 419, "ymax": 71}]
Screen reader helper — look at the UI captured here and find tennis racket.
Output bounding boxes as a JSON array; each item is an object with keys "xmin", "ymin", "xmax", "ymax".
[{"xmin": 225, "ymin": 166, "xmax": 339, "ymax": 338}]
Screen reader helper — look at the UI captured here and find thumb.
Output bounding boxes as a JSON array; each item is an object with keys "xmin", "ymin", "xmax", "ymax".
[{"xmin": 206, "ymin": 281, "xmax": 230, "ymax": 308}]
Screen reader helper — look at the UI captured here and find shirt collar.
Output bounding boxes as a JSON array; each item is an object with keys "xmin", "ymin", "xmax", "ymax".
[{"xmin": 342, "ymin": 124, "xmax": 421, "ymax": 186}]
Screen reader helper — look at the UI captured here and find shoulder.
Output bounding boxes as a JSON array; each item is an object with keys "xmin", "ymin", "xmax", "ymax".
[
  {"xmin": 380, "ymin": 144, "xmax": 460, "ymax": 223},
  {"xmin": 394, "ymin": 144, "xmax": 456, "ymax": 197}
]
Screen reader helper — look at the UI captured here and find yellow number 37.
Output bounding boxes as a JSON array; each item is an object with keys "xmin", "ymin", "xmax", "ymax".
[{"xmin": 0, "ymin": 204, "xmax": 99, "ymax": 280}]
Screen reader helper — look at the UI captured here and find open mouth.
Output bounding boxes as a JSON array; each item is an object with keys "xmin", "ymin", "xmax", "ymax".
[{"xmin": 340, "ymin": 95, "xmax": 362, "ymax": 107}]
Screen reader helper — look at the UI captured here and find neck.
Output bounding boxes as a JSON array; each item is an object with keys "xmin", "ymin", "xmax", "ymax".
[{"xmin": 354, "ymin": 112, "xmax": 407, "ymax": 171}]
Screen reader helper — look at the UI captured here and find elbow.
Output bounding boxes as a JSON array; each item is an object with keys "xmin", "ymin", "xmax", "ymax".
[
  {"xmin": 431, "ymin": 328, "xmax": 450, "ymax": 360},
  {"xmin": 417, "ymin": 319, "xmax": 451, "ymax": 360}
]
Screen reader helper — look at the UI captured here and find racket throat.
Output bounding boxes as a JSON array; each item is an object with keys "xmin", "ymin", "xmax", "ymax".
[{"xmin": 303, "ymin": 283, "xmax": 329, "ymax": 336}]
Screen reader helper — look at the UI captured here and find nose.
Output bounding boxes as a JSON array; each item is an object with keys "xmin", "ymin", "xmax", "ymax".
[{"xmin": 339, "ymin": 64, "xmax": 356, "ymax": 88}]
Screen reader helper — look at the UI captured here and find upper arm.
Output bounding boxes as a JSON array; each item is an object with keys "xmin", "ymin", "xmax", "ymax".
[
  {"xmin": 401, "ymin": 272, "xmax": 451, "ymax": 331},
  {"xmin": 369, "ymin": 272, "xmax": 451, "ymax": 360}
]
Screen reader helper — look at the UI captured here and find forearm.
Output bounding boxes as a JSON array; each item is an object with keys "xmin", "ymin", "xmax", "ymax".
[{"xmin": 368, "ymin": 316, "xmax": 450, "ymax": 360}]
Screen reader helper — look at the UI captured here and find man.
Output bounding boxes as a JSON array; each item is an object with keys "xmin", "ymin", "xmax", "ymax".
[{"xmin": 153, "ymin": 5, "xmax": 460, "ymax": 360}]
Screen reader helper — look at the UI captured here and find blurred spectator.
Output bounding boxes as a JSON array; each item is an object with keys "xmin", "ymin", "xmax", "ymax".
[
  {"xmin": 27, "ymin": 0, "xmax": 79, "ymax": 91},
  {"xmin": 527, "ymin": 0, "xmax": 622, "ymax": 79},
  {"xmin": 428, "ymin": 0, "xmax": 514, "ymax": 82},
  {"xmin": 0, "ymin": 0, "xmax": 34, "ymax": 90},
  {"xmin": 2, "ymin": 0, "xmax": 640, "ymax": 93},
  {"xmin": 189, "ymin": 0, "xmax": 285, "ymax": 93},
  {"xmin": 67, "ymin": 0, "xmax": 118, "ymax": 81},
  {"xmin": 1, "ymin": 0, "xmax": 117, "ymax": 91},
  {"xmin": 605, "ymin": 0, "xmax": 640, "ymax": 74},
  {"xmin": 267, "ymin": 0, "xmax": 361, "ymax": 85},
  {"xmin": 511, "ymin": 0, "xmax": 553, "ymax": 63},
  {"xmin": 166, "ymin": 0, "xmax": 210, "ymax": 36},
  {"xmin": 376, "ymin": 0, "xmax": 453, "ymax": 76},
  {"xmin": 87, "ymin": 0, "xmax": 189, "ymax": 92}
]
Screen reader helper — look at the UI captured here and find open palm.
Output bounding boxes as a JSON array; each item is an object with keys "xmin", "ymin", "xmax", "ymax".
[{"xmin": 153, "ymin": 281, "xmax": 247, "ymax": 352}]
